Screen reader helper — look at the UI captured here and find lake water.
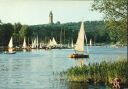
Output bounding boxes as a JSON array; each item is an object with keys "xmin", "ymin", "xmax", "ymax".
[{"xmin": 0, "ymin": 46, "xmax": 127, "ymax": 89}]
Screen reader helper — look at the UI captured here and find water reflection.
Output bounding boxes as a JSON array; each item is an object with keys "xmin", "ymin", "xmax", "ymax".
[
  {"xmin": 68, "ymin": 82, "xmax": 88, "ymax": 89},
  {"xmin": 74, "ymin": 58, "xmax": 89, "ymax": 67},
  {"xmin": 67, "ymin": 82, "xmax": 111, "ymax": 89}
]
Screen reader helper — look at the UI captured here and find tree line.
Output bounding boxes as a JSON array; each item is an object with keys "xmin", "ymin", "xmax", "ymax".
[
  {"xmin": 0, "ymin": 21, "xmax": 110, "ymax": 46},
  {"xmin": 0, "ymin": 20, "xmax": 126, "ymax": 47}
]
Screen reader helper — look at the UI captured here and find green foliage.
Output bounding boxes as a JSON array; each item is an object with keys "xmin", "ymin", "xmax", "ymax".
[
  {"xmin": 92, "ymin": 0, "xmax": 127, "ymax": 44},
  {"xmin": 106, "ymin": 19, "xmax": 127, "ymax": 44},
  {"xmin": 13, "ymin": 23, "xmax": 22, "ymax": 46},
  {"xmin": 0, "ymin": 23, "xmax": 14, "ymax": 46},
  {"xmin": 29, "ymin": 21, "xmax": 110, "ymax": 44},
  {"xmin": 66, "ymin": 59, "xmax": 128, "ymax": 85},
  {"xmin": 0, "ymin": 21, "xmax": 112, "ymax": 46},
  {"xmin": 19, "ymin": 25, "xmax": 30, "ymax": 38}
]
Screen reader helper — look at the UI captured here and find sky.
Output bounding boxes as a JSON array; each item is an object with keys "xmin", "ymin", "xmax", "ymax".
[{"xmin": 0, "ymin": 0, "xmax": 104, "ymax": 25}]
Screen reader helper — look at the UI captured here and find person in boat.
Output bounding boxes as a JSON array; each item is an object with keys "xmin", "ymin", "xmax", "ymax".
[
  {"xmin": 8, "ymin": 47, "xmax": 15, "ymax": 51},
  {"xmin": 72, "ymin": 51, "xmax": 79, "ymax": 57},
  {"xmin": 74, "ymin": 51, "xmax": 78, "ymax": 55}
]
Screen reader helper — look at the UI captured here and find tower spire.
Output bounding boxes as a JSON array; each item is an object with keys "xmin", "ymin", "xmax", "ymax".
[{"xmin": 49, "ymin": 11, "xmax": 53, "ymax": 24}]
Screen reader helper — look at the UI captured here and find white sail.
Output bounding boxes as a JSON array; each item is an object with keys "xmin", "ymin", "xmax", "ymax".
[
  {"xmin": 34, "ymin": 38, "xmax": 37, "ymax": 48},
  {"xmin": 47, "ymin": 38, "xmax": 58, "ymax": 47},
  {"xmin": 23, "ymin": 38, "xmax": 27, "ymax": 48},
  {"xmin": 52, "ymin": 37, "xmax": 57, "ymax": 46},
  {"xmin": 31, "ymin": 40, "xmax": 34, "ymax": 48},
  {"xmin": 75, "ymin": 22, "xmax": 85, "ymax": 52},
  {"xmin": 71, "ymin": 40, "xmax": 74, "ymax": 48},
  {"xmin": 39, "ymin": 43, "xmax": 42, "ymax": 48},
  {"xmin": 8, "ymin": 37, "xmax": 13, "ymax": 48},
  {"xmin": 32, "ymin": 39, "xmax": 36, "ymax": 48},
  {"xmin": 47, "ymin": 39, "xmax": 52, "ymax": 47},
  {"xmin": 90, "ymin": 39, "xmax": 92, "ymax": 46}
]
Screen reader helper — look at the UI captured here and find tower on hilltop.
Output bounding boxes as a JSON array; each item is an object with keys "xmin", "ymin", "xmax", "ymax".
[{"xmin": 49, "ymin": 11, "xmax": 53, "ymax": 24}]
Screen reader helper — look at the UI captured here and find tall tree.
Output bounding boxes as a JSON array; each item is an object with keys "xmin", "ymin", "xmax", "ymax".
[
  {"xmin": 13, "ymin": 23, "xmax": 22, "ymax": 45},
  {"xmin": 92, "ymin": 0, "xmax": 127, "ymax": 44},
  {"xmin": 0, "ymin": 23, "xmax": 14, "ymax": 46},
  {"xmin": 19, "ymin": 25, "xmax": 31, "ymax": 44}
]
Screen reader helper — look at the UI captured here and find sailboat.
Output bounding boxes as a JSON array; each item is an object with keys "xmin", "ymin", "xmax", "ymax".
[
  {"xmin": 5, "ymin": 37, "xmax": 16, "ymax": 54},
  {"xmin": 22, "ymin": 38, "xmax": 27, "ymax": 49},
  {"xmin": 22, "ymin": 38, "xmax": 28, "ymax": 52},
  {"xmin": 47, "ymin": 39, "xmax": 52, "ymax": 47},
  {"xmin": 52, "ymin": 37, "xmax": 58, "ymax": 46},
  {"xmin": 32, "ymin": 39, "xmax": 36, "ymax": 49},
  {"xmin": 67, "ymin": 43, "xmax": 70, "ymax": 48},
  {"xmin": 31, "ymin": 37, "xmax": 38, "ymax": 49},
  {"xmin": 71, "ymin": 40, "xmax": 74, "ymax": 48},
  {"xmin": 47, "ymin": 37, "xmax": 58, "ymax": 48},
  {"xmin": 69, "ymin": 22, "xmax": 89, "ymax": 58},
  {"xmin": 39, "ymin": 43, "xmax": 42, "ymax": 49},
  {"xmin": 89, "ymin": 39, "xmax": 92, "ymax": 46}
]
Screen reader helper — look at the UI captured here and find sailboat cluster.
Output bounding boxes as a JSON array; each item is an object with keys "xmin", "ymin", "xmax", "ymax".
[
  {"xmin": 5, "ymin": 35, "xmax": 75, "ymax": 54},
  {"xmin": 3, "ymin": 22, "xmax": 90, "ymax": 58}
]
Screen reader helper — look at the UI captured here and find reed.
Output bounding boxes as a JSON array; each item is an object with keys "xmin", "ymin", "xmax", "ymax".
[{"xmin": 66, "ymin": 59, "xmax": 128, "ymax": 87}]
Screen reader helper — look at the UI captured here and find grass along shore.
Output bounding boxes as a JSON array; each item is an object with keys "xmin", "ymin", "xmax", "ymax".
[{"xmin": 66, "ymin": 59, "xmax": 128, "ymax": 88}]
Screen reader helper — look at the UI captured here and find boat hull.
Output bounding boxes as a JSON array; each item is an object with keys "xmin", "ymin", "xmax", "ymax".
[
  {"xmin": 69, "ymin": 54, "xmax": 89, "ymax": 58},
  {"xmin": 4, "ymin": 51, "xmax": 16, "ymax": 54}
]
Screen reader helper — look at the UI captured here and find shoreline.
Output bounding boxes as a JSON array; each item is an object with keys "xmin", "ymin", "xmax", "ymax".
[{"xmin": 65, "ymin": 59, "xmax": 128, "ymax": 88}]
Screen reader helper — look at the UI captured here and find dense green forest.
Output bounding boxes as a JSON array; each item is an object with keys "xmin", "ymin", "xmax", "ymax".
[
  {"xmin": 0, "ymin": 19, "xmax": 126, "ymax": 47},
  {"xmin": 0, "ymin": 21, "xmax": 112, "ymax": 46}
]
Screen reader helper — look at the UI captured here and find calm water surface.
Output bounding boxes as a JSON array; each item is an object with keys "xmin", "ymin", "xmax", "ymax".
[{"xmin": 0, "ymin": 46, "xmax": 127, "ymax": 89}]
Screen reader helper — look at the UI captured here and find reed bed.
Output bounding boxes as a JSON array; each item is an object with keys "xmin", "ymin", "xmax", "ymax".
[{"xmin": 66, "ymin": 59, "xmax": 128, "ymax": 87}]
